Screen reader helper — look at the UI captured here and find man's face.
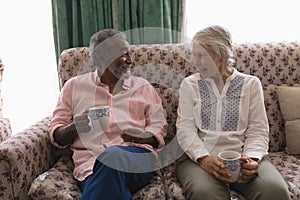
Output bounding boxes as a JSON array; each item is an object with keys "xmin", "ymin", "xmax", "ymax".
[{"xmin": 98, "ymin": 38, "xmax": 133, "ymax": 80}]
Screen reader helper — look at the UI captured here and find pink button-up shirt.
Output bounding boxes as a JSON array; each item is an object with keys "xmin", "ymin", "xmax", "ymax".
[{"xmin": 49, "ymin": 71, "xmax": 167, "ymax": 181}]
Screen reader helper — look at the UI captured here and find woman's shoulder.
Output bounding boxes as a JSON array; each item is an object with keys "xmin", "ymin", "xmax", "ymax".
[
  {"xmin": 180, "ymin": 73, "xmax": 201, "ymax": 91},
  {"xmin": 235, "ymin": 69, "xmax": 260, "ymax": 81},
  {"xmin": 234, "ymin": 70, "xmax": 262, "ymax": 89},
  {"xmin": 183, "ymin": 73, "xmax": 201, "ymax": 83}
]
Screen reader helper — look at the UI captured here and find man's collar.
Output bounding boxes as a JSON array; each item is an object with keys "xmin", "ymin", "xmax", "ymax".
[
  {"xmin": 122, "ymin": 78, "xmax": 130, "ymax": 90},
  {"xmin": 94, "ymin": 70, "xmax": 131, "ymax": 90}
]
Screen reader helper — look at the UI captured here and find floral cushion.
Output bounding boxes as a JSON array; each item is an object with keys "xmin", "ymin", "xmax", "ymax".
[
  {"xmin": 132, "ymin": 174, "xmax": 166, "ymax": 200},
  {"xmin": 263, "ymin": 85, "xmax": 285, "ymax": 151},
  {"xmin": 269, "ymin": 152, "xmax": 300, "ymax": 200},
  {"xmin": 28, "ymin": 155, "xmax": 168, "ymax": 200},
  {"xmin": 28, "ymin": 156, "xmax": 81, "ymax": 200}
]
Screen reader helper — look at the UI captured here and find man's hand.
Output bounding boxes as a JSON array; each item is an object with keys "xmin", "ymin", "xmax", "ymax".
[
  {"xmin": 54, "ymin": 111, "xmax": 91, "ymax": 146},
  {"xmin": 198, "ymin": 156, "xmax": 233, "ymax": 183},
  {"xmin": 74, "ymin": 112, "xmax": 91, "ymax": 133},
  {"xmin": 237, "ymin": 154, "xmax": 259, "ymax": 183}
]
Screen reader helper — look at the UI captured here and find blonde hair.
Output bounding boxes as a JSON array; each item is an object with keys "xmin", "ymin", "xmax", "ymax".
[{"xmin": 192, "ymin": 25, "xmax": 234, "ymax": 61}]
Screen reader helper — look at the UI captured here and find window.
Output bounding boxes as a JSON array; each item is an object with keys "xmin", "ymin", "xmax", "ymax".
[
  {"xmin": 186, "ymin": 0, "xmax": 300, "ymax": 43},
  {"xmin": 0, "ymin": 1, "xmax": 59, "ymax": 133}
]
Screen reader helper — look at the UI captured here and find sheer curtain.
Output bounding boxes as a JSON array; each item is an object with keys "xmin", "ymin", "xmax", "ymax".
[
  {"xmin": 186, "ymin": 0, "xmax": 300, "ymax": 43},
  {"xmin": 0, "ymin": 1, "xmax": 59, "ymax": 134}
]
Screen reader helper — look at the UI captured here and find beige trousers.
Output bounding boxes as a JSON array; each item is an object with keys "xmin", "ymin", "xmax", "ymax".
[{"xmin": 176, "ymin": 154, "xmax": 292, "ymax": 200}]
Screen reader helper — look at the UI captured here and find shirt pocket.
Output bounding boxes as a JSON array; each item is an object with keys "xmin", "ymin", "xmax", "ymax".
[{"xmin": 129, "ymin": 101, "xmax": 147, "ymax": 124}]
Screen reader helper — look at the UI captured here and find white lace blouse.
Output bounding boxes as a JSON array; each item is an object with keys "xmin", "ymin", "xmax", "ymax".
[{"xmin": 176, "ymin": 69, "xmax": 269, "ymax": 163}]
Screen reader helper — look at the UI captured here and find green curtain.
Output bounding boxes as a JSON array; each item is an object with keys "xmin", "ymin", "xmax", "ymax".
[
  {"xmin": 52, "ymin": 0, "xmax": 185, "ymax": 61},
  {"xmin": 118, "ymin": 0, "xmax": 184, "ymax": 44},
  {"xmin": 52, "ymin": 0, "xmax": 116, "ymax": 62}
]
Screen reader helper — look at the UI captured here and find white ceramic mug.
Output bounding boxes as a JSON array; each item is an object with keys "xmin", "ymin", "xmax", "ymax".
[
  {"xmin": 88, "ymin": 105, "xmax": 110, "ymax": 132},
  {"xmin": 218, "ymin": 150, "xmax": 241, "ymax": 182}
]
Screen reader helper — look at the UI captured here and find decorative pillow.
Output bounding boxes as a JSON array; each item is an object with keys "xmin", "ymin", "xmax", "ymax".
[{"xmin": 276, "ymin": 86, "xmax": 300, "ymax": 154}]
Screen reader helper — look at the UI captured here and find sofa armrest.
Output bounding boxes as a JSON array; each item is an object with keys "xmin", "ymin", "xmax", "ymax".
[
  {"xmin": 0, "ymin": 117, "xmax": 12, "ymax": 143},
  {"xmin": 0, "ymin": 116, "xmax": 56, "ymax": 200}
]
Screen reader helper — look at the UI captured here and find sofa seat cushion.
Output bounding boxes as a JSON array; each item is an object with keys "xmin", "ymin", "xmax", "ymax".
[
  {"xmin": 28, "ymin": 155, "xmax": 81, "ymax": 200},
  {"xmin": 269, "ymin": 152, "xmax": 300, "ymax": 200},
  {"xmin": 28, "ymin": 155, "xmax": 168, "ymax": 200},
  {"xmin": 132, "ymin": 175, "xmax": 166, "ymax": 200},
  {"xmin": 162, "ymin": 163, "xmax": 185, "ymax": 199}
]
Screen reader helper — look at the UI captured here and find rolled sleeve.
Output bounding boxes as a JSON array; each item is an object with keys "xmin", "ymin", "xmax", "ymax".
[{"xmin": 49, "ymin": 80, "xmax": 74, "ymax": 148}]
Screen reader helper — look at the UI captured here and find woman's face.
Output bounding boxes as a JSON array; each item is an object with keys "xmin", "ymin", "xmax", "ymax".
[{"xmin": 192, "ymin": 43, "xmax": 221, "ymax": 79}]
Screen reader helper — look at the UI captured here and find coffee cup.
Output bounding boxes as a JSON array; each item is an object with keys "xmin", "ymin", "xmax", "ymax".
[
  {"xmin": 88, "ymin": 105, "xmax": 110, "ymax": 132},
  {"xmin": 218, "ymin": 150, "xmax": 241, "ymax": 182}
]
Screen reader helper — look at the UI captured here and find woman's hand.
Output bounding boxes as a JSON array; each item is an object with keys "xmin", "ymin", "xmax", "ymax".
[
  {"xmin": 237, "ymin": 154, "xmax": 259, "ymax": 183},
  {"xmin": 198, "ymin": 156, "xmax": 233, "ymax": 183}
]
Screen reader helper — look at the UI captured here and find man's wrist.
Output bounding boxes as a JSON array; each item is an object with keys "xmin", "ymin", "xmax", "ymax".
[{"xmin": 54, "ymin": 123, "xmax": 77, "ymax": 146}]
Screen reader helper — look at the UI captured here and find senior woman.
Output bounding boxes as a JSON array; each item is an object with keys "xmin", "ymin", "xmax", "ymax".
[{"xmin": 176, "ymin": 25, "xmax": 291, "ymax": 200}]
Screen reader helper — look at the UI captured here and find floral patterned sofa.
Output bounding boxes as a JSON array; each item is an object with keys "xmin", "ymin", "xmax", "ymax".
[
  {"xmin": 0, "ymin": 59, "xmax": 12, "ymax": 144},
  {"xmin": 0, "ymin": 42, "xmax": 299, "ymax": 200}
]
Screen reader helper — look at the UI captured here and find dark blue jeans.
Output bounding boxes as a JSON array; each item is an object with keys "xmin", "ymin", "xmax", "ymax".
[{"xmin": 80, "ymin": 146, "xmax": 155, "ymax": 200}]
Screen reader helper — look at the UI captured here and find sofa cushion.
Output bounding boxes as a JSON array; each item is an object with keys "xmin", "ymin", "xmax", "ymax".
[
  {"xmin": 28, "ymin": 155, "xmax": 168, "ymax": 200},
  {"xmin": 28, "ymin": 155, "xmax": 81, "ymax": 200},
  {"xmin": 269, "ymin": 152, "xmax": 300, "ymax": 199},
  {"xmin": 276, "ymin": 86, "xmax": 300, "ymax": 154},
  {"xmin": 264, "ymin": 85, "xmax": 285, "ymax": 152}
]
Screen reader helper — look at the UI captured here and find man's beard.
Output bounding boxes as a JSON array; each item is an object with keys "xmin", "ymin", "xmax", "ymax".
[{"xmin": 109, "ymin": 64, "xmax": 131, "ymax": 80}]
